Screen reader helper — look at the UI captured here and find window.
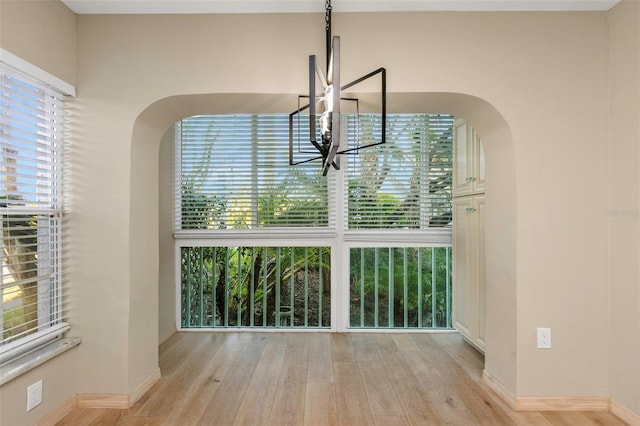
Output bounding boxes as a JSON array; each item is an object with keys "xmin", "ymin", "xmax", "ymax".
[
  {"xmin": 344, "ymin": 114, "xmax": 454, "ymax": 329},
  {"xmin": 346, "ymin": 114, "xmax": 453, "ymax": 230},
  {"xmin": 177, "ymin": 115, "xmax": 330, "ymax": 230},
  {"xmin": 176, "ymin": 113, "xmax": 453, "ymax": 330},
  {"xmin": 0, "ymin": 61, "xmax": 68, "ymax": 363}
]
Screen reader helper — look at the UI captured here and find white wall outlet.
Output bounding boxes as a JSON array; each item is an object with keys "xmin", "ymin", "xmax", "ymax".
[
  {"xmin": 537, "ymin": 327, "xmax": 552, "ymax": 349},
  {"xmin": 26, "ymin": 380, "xmax": 43, "ymax": 412}
]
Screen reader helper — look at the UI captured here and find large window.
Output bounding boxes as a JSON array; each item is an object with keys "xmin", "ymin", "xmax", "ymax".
[
  {"xmin": 176, "ymin": 113, "xmax": 453, "ymax": 330},
  {"xmin": 0, "ymin": 62, "xmax": 67, "ymax": 362},
  {"xmin": 346, "ymin": 114, "xmax": 453, "ymax": 230},
  {"xmin": 177, "ymin": 115, "xmax": 329, "ymax": 230}
]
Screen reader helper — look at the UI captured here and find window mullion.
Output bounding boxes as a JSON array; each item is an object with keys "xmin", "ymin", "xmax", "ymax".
[{"xmin": 251, "ymin": 115, "xmax": 258, "ymax": 228}]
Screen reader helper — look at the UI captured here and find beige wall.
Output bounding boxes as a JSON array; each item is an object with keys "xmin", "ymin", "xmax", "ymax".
[
  {"xmin": 2, "ymin": 0, "xmax": 640, "ymax": 423},
  {"xmin": 94, "ymin": 11, "xmax": 609, "ymax": 399},
  {"xmin": 609, "ymin": 0, "xmax": 640, "ymax": 414},
  {"xmin": 0, "ymin": 0, "xmax": 76, "ymax": 85},
  {"xmin": 127, "ymin": 13, "xmax": 608, "ymax": 396},
  {"xmin": 158, "ymin": 127, "xmax": 176, "ymax": 343},
  {"xmin": 0, "ymin": 1, "xmax": 78, "ymax": 425},
  {"xmin": 0, "ymin": 347, "xmax": 79, "ymax": 426}
]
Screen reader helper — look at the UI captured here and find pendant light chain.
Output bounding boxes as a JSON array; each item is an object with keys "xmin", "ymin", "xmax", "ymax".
[
  {"xmin": 325, "ymin": 0, "xmax": 332, "ymax": 72},
  {"xmin": 325, "ymin": 0, "xmax": 332, "ymax": 31}
]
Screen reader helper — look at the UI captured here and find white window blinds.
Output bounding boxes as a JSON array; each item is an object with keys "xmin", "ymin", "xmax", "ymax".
[
  {"xmin": 177, "ymin": 115, "xmax": 330, "ymax": 230},
  {"xmin": 176, "ymin": 114, "xmax": 453, "ymax": 232},
  {"xmin": 346, "ymin": 114, "xmax": 453, "ymax": 229},
  {"xmin": 0, "ymin": 64, "xmax": 66, "ymax": 359}
]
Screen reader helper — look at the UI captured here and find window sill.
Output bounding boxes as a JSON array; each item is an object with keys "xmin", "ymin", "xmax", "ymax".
[{"xmin": 0, "ymin": 337, "xmax": 81, "ymax": 386}]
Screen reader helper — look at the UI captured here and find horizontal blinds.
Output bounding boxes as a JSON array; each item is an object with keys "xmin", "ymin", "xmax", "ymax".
[
  {"xmin": 0, "ymin": 64, "xmax": 64, "ymax": 350},
  {"xmin": 346, "ymin": 114, "xmax": 453, "ymax": 230},
  {"xmin": 177, "ymin": 115, "xmax": 330, "ymax": 230}
]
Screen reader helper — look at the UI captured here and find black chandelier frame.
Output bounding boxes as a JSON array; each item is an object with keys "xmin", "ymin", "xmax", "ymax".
[{"xmin": 288, "ymin": 0, "xmax": 387, "ymax": 175}]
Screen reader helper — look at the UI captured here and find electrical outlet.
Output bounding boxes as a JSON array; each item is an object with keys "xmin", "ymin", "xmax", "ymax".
[
  {"xmin": 537, "ymin": 327, "xmax": 551, "ymax": 349},
  {"xmin": 26, "ymin": 380, "xmax": 43, "ymax": 412}
]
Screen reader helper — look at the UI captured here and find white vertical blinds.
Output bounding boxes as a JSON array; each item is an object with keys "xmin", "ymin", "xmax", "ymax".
[
  {"xmin": 177, "ymin": 114, "xmax": 330, "ymax": 230},
  {"xmin": 346, "ymin": 114, "xmax": 454, "ymax": 229},
  {"xmin": 0, "ymin": 64, "xmax": 65, "ymax": 358}
]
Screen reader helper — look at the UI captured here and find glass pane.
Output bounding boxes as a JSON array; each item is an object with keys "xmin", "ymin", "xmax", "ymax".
[
  {"xmin": 347, "ymin": 114, "xmax": 454, "ymax": 230},
  {"xmin": 181, "ymin": 246, "xmax": 331, "ymax": 329},
  {"xmin": 179, "ymin": 115, "xmax": 329, "ymax": 230},
  {"xmin": 349, "ymin": 247, "xmax": 452, "ymax": 329}
]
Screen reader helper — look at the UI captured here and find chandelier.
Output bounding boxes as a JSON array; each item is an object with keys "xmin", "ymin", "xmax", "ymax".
[{"xmin": 289, "ymin": 0, "xmax": 387, "ymax": 176}]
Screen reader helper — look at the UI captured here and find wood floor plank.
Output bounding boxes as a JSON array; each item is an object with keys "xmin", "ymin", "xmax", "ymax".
[
  {"xmin": 196, "ymin": 334, "xmax": 267, "ymax": 425},
  {"xmin": 405, "ymin": 335, "xmax": 515, "ymax": 425},
  {"xmin": 283, "ymin": 332, "xmax": 310, "ymax": 364},
  {"xmin": 130, "ymin": 336, "xmax": 212, "ymax": 417},
  {"xmin": 372, "ymin": 415, "xmax": 410, "ymax": 426},
  {"xmin": 307, "ymin": 333, "xmax": 333, "ymax": 383},
  {"xmin": 371, "ymin": 333, "xmax": 401, "ymax": 359},
  {"xmin": 541, "ymin": 410, "xmax": 629, "ymax": 425},
  {"xmin": 416, "ymin": 333, "xmax": 514, "ymax": 426},
  {"xmin": 390, "ymin": 333, "xmax": 420, "ymax": 352},
  {"xmin": 333, "ymin": 361, "xmax": 373, "ymax": 425},
  {"xmin": 430, "ymin": 332, "xmax": 485, "ymax": 382},
  {"xmin": 383, "ymin": 350, "xmax": 445, "ymax": 424},
  {"xmin": 164, "ymin": 333, "xmax": 248, "ymax": 425},
  {"xmin": 359, "ymin": 360, "xmax": 404, "ymax": 417},
  {"xmin": 119, "ymin": 416, "xmax": 165, "ymax": 426},
  {"xmin": 330, "ymin": 333, "xmax": 355, "ymax": 362},
  {"xmin": 304, "ymin": 381, "xmax": 338, "ymax": 426},
  {"xmin": 351, "ymin": 333, "xmax": 382, "ymax": 362},
  {"xmin": 233, "ymin": 335, "xmax": 287, "ymax": 425},
  {"xmin": 267, "ymin": 336, "xmax": 309, "ymax": 426},
  {"xmin": 585, "ymin": 410, "xmax": 630, "ymax": 425},
  {"xmin": 54, "ymin": 408, "xmax": 124, "ymax": 426},
  {"xmin": 267, "ymin": 362, "xmax": 307, "ymax": 425},
  {"xmin": 505, "ymin": 411, "xmax": 555, "ymax": 425}
]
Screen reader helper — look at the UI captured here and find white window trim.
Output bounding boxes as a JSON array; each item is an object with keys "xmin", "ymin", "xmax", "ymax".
[
  {"xmin": 0, "ymin": 48, "xmax": 75, "ymax": 96},
  {"xmin": 0, "ymin": 49, "xmax": 77, "ymax": 383},
  {"xmin": 174, "ymin": 114, "xmax": 454, "ymax": 333}
]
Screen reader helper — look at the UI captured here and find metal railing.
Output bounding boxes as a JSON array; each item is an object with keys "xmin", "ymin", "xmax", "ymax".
[
  {"xmin": 180, "ymin": 246, "xmax": 331, "ymax": 328},
  {"xmin": 349, "ymin": 247, "xmax": 452, "ymax": 329}
]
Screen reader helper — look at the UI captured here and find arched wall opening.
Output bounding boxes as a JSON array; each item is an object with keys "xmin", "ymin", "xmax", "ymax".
[{"xmin": 129, "ymin": 92, "xmax": 516, "ymax": 395}]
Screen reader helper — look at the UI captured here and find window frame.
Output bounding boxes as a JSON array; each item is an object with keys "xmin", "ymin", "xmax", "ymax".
[
  {"xmin": 0, "ymin": 49, "xmax": 74, "ymax": 366},
  {"xmin": 174, "ymin": 113, "xmax": 453, "ymax": 332}
]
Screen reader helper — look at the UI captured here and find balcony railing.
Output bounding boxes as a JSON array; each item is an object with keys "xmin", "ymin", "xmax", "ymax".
[
  {"xmin": 180, "ymin": 245, "xmax": 452, "ymax": 330},
  {"xmin": 180, "ymin": 246, "xmax": 331, "ymax": 328},
  {"xmin": 349, "ymin": 247, "xmax": 452, "ymax": 329}
]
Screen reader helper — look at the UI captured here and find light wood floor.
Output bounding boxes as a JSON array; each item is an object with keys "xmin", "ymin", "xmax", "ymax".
[{"xmin": 57, "ymin": 332, "xmax": 627, "ymax": 425}]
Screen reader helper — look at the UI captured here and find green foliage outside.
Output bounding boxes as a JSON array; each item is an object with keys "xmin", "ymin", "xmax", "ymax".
[
  {"xmin": 1, "ymin": 195, "xmax": 40, "ymax": 342},
  {"xmin": 348, "ymin": 114, "xmax": 453, "ymax": 229},
  {"xmin": 349, "ymin": 247, "xmax": 452, "ymax": 328},
  {"xmin": 178, "ymin": 113, "xmax": 454, "ymax": 329},
  {"xmin": 181, "ymin": 246, "xmax": 331, "ymax": 328}
]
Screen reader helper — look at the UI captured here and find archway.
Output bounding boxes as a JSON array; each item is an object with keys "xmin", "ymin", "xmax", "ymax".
[{"xmin": 128, "ymin": 92, "xmax": 516, "ymax": 397}]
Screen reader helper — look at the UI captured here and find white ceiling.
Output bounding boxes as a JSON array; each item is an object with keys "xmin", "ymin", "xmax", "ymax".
[{"xmin": 61, "ymin": 0, "xmax": 621, "ymax": 14}]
